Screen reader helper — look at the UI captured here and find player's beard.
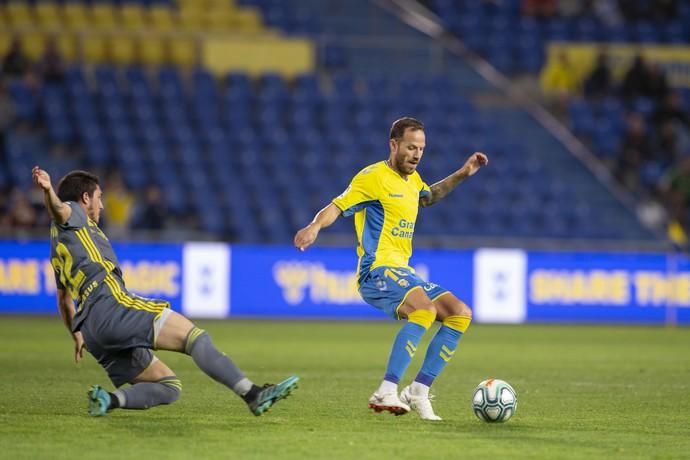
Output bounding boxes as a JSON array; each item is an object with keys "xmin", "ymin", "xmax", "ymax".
[{"xmin": 394, "ymin": 151, "xmax": 416, "ymax": 175}]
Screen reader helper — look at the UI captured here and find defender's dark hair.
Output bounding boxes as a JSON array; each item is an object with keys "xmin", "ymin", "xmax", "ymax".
[
  {"xmin": 389, "ymin": 117, "xmax": 424, "ymax": 140},
  {"xmin": 57, "ymin": 170, "xmax": 100, "ymax": 202}
]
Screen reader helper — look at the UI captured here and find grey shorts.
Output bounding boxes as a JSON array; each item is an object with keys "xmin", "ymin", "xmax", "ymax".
[{"xmin": 78, "ymin": 282, "xmax": 172, "ymax": 387}]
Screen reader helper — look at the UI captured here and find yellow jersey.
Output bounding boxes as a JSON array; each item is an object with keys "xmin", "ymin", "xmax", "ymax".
[{"xmin": 332, "ymin": 161, "xmax": 431, "ymax": 283}]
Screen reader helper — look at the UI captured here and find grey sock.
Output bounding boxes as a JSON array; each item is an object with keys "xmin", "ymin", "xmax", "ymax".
[
  {"xmin": 114, "ymin": 377, "xmax": 181, "ymax": 410},
  {"xmin": 186, "ymin": 330, "xmax": 253, "ymax": 396}
]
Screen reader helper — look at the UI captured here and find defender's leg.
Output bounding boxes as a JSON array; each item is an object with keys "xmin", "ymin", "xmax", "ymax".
[
  {"xmin": 157, "ymin": 310, "xmax": 299, "ymax": 416},
  {"xmin": 88, "ymin": 353, "xmax": 181, "ymax": 416}
]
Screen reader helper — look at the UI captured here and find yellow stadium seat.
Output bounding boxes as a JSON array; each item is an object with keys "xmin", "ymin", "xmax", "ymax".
[
  {"xmin": 21, "ymin": 32, "xmax": 46, "ymax": 61},
  {"xmin": 63, "ymin": 4, "xmax": 90, "ymax": 31},
  {"xmin": 34, "ymin": 3, "xmax": 62, "ymax": 29},
  {"xmin": 56, "ymin": 34, "xmax": 77, "ymax": 62},
  {"xmin": 109, "ymin": 35, "xmax": 137, "ymax": 65},
  {"xmin": 204, "ymin": 10, "xmax": 234, "ymax": 31},
  {"xmin": 205, "ymin": 0, "xmax": 236, "ymax": 8},
  {"xmin": 149, "ymin": 6, "xmax": 176, "ymax": 32},
  {"xmin": 138, "ymin": 35, "xmax": 167, "ymax": 66},
  {"xmin": 5, "ymin": 2, "xmax": 33, "ymax": 27},
  {"xmin": 119, "ymin": 5, "xmax": 146, "ymax": 30},
  {"xmin": 0, "ymin": 33, "xmax": 13, "ymax": 57},
  {"xmin": 178, "ymin": 7, "xmax": 204, "ymax": 32},
  {"xmin": 233, "ymin": 8, "xmax": 263, "ymax": 32},
  {"xmin": 177, "ymin": 0, "xmax": 206, "ymax": 10},
  {"xmin": 169, "ymin": 37, "xmax": 197, "ymax": 68},
  {"xmin": 90, "ymin": 4, "xmax": 118, "ymax": 29},
  {"xmin": 82, "ymin": 34, "xmax": 107, "ymax": 63}
]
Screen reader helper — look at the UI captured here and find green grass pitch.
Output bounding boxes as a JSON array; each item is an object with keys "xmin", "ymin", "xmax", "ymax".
[{"xmin": 1, "ymin": 317, "xmax": 688, "ymax": 459}]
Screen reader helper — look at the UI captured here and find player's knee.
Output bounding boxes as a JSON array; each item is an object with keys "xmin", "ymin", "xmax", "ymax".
[
  {"xmin": 407, "ymin": 306, "xmax": 437, "ymax": 329},
  {"xmin": 159, "ymin": 377, "xmax": 182, "ymax": 405},
  {"xmin": 443, "ymin": 309, "xmax": 472, "ymax": 333},
  {"xmin": 183, "ymin": 327, "xmax": 208, "ymax": 355}
]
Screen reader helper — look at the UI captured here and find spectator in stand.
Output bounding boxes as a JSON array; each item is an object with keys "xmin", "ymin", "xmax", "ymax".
[
  {"xmin": 0, "ymin": 82, "xmax": 15, "ymax": 150},
  {"xmin": 3, "ymin": 188, "xmax": 37, "ymax": 230},
  {"xmin": 660, "ymin": 158, "xmax": 690, "ymax": 246},
  {"xmin": 131, "ymin": 185, "xmax": 166, "ymax": 231},
  {"xmin": 615, "ymin": 113, "xmax": 652, "ymax": 191},
  {"xmin": 1, "ymin": 38, "xmax": 29, "ymax": 80},
  {"xmin": 621, "ymin": 55, "xmax": 651, "ymax": 101},
  {"xmin": 103, "ymin": 171, "xmax": 134, "ymax": 238},
  {"xmin": 592, "ymin": 0, "xmax": 623, "ymax": 26},
  {"xmin": 646, "ymin": 63, "xmax": 670, "ymax": 103},
  {"xmin": 654, "ymin": 121, "xmax": 680, "ymax": 168},
  {"xmin": 558, "ymin": 0, "xmax": 582, "ymax": 17},
  {"xmin": 651, "ymin": 0, "xmax": 677, "ymax": 21},
  {"xmin": 619, "ymin": 0, "xmax": 677, "ymax": 22},
  {"xmin": 36, "ymin": 41, "xmax": 65, "ymax": 84},
  {"xmin": 620, "ymin": 56, "xmax": 669, "ymax": 103},
  {"xmin": 522, "ymin": 0, "xmax": 557, "ymax": 18},
  {"xmin": 584, "ymin": 51, "xmax": 613, "ymax": 99},
  {"xmin": 653, "ymin": 91, "xmax": 690, "ymax": 156},
  {"xmin": 540, "ymin": 51, "xmax": 579, "ymax": 97},
  {"xmin": 540, "ymin": 51, "xmax": 579, "ymax": 116}
]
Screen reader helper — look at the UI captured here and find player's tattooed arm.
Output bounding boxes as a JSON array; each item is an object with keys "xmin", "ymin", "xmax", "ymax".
[
  {"xmin": 32, "ymin": 166, "xmax": 72, "ymax": 225},
  {"xmin": 420, "ymin": 152, "xmax": 488, "ymax": 207}
]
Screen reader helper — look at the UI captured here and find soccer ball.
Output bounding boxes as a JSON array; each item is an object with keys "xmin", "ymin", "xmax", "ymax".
[{"xmin": 472, "ymin": 378, "xmax": 517, "ymax": 423}]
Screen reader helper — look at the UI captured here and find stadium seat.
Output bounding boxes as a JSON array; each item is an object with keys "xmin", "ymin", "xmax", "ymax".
[
  {"xmin": 168, "ymin": 37, "xmax": 196, "ymax": 67},
  {"xmin": 34, "ymin": 3, "xmax": 62, "ymax": 29},
  {"xmin": 149, "ymin": 6, "xmax": 177, "ymax": 31},
  {"xmin": 138, "ymin": 35, "xmax": 167, "ymax": 66},
  {"xmin": 62, "ymin": 4, "xmax": 90, "ymax": 31}
]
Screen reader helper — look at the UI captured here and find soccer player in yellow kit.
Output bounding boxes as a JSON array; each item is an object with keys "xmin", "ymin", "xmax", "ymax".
[{"xmin": 294, "ymin": 117, "xmax": 488, "ymax": 420}]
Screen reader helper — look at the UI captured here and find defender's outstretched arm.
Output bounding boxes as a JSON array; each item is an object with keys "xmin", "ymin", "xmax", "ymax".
[
  {"xmin": 32, "ymin": 166, "xmax": 72, "ymax": 225},
  {"xmin": 56, "ymin": 288, "xmax": 86, "ymax": 363},
  {"xmin": 294, "ymin": 203, "xmax": 341, "ymax": 251},
  {"xmin": 420, "ymin": 152, "xmax": 488, "ymax": 207}
]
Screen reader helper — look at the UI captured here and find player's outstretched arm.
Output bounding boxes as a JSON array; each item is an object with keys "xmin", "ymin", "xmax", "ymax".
[
  {"xmin": 294, "ymin": 203, "xmax": 341, "ymax": 252},
  {"xmin": 56, "ymin": 288, "xmax": 86, "ymax": 363},
  {"xmin": 420, "ymin": 152, "xmax": 488, "ymax": 207},
  {"xmin": 32, "ymin": 166, "xmax": 71, "ymax": 224}
]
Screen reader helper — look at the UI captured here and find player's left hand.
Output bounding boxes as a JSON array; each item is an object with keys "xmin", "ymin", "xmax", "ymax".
[
  {"xmin": 463, "ymin": 152, "xmax": 488, "ymax": 177},
  {"xmin": 32, "ymin": 166, "xmax": 52, "ymax": 191},
  {"xmin": 73, "ymin": 331, "xmax": 86, "ymax": 363}
]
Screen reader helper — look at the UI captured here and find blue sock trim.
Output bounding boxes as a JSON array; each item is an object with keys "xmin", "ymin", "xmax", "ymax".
[
  {"xmin": 383, "ymin": 374, "xmax": 400, "ymax": 384},
  {"xmin": 414, "ymin": 373, "xmax": 435, "ymax": 387}
]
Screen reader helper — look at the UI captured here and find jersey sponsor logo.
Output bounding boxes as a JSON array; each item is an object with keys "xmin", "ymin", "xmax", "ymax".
[
  {"xmin": 388, "ymin": 193, "xmax": 404, "ymax": 198},
  {"xmin": 391, "ymin": 218, "xmax": 415, "ymax": 239}
]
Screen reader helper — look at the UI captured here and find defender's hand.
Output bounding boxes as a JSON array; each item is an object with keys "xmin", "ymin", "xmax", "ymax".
[
  {"xmin": 32, "ymin": 166, "xmax": 52, "ymax": 191},
  {"xmin": 463, "ymin": 152, "xmax": 488, "ymax": 177},
  {"xmin": 294, "ymin": 224, "xmax": 319, "ymax": 252},
  {"xmin": 74, "ymin": 331, "xmax": 86, "ymax": 363}
]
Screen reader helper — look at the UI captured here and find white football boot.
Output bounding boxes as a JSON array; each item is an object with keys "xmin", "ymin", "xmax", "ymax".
[
  {"xmin": 400, "ymin": 385, "xmax": 442, "ymax": 421},
  {"xmin": 368, "ymin": 392, "xmax": 410, "ymax": 416}
]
